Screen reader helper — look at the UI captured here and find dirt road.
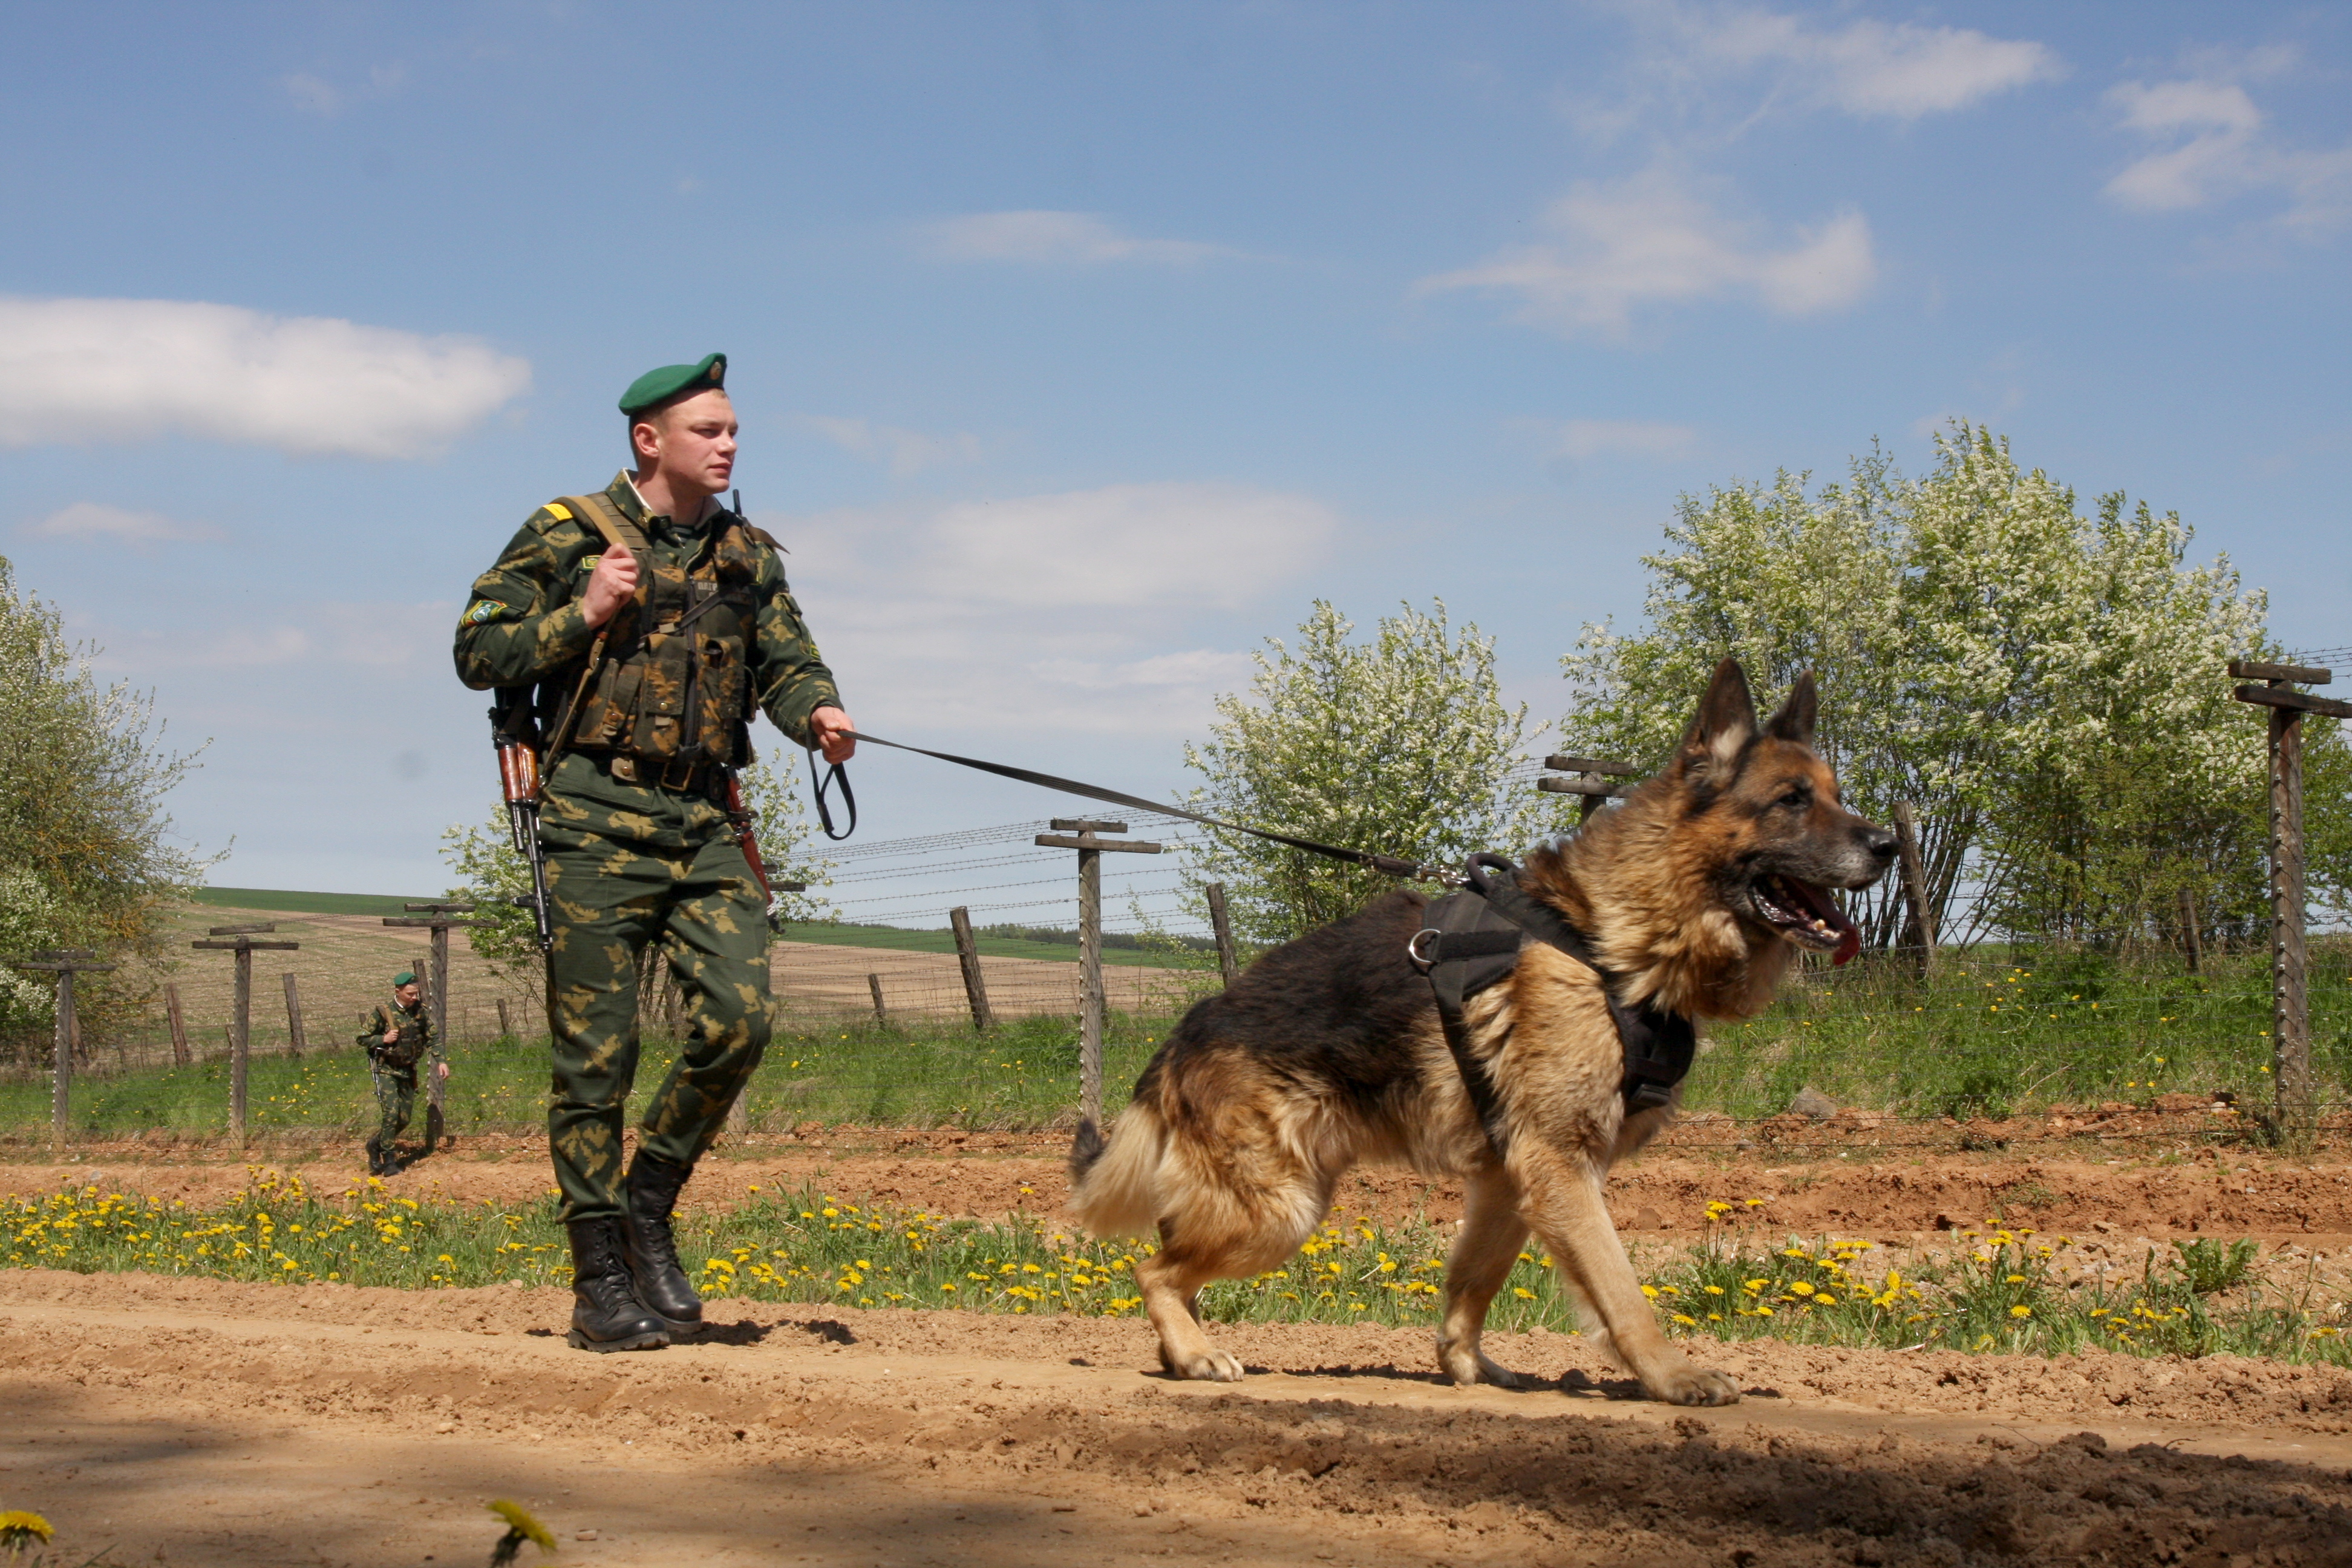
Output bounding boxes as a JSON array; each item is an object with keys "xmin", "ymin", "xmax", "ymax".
[{"xmin": 8, "ymin": 1266, "xmax": 2352, "ymax": 1567}]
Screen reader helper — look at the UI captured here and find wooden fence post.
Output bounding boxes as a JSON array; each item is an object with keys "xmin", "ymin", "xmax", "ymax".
[
  {"xmin": 4, "ymin": 951, "xmax": 114, "ymax": 1149},
  {"xmin": 496, "ymin": 998, "xmax": 513, "ymax": 1039},
  {"xmin": 191, "ymin": 924, "xmax": 298, "ymax": 1146},
  {"xmin": 948, "ymin": 906, "xmax": 993, "ymax": 1031},
  {"xmin": 1036, "ymin": 820, "xmax": 1163, "ymax": 1129},
  {"xmin": 866, "ymin": 973, "xmax": 889, "ymax": 1028},
  {"xmin": 1204, "ymin": 883, "xmax": 1240, "ymax": 989},
  {"xmin": 281, "ymin": 972, "xmax": 307, "ymax": 1059},
  {"xmin": 164, "ymin": 981, "xmax": 191, "ymax": 1067},
  {"xmin": 2179, "ymin": 887, "xmax": 2203, "ymax": 975},
  {"xmin": 1538, "ymin": 754, "xmax": 1639, "ymax": 824},
  {"xmin": 2230, "ymin": 658, "xmax": 2351, "ymax": 1151},
  {"xmin": 1890, "ymin": 802, "xmax": 1936, "ymax": 975}
]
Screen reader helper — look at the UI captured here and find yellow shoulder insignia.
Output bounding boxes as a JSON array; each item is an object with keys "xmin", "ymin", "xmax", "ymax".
[{"xmin": 544, "ymin": 501, "xmax": 574, "ymax": 521}]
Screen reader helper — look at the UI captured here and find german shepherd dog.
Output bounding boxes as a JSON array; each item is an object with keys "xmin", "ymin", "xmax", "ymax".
[{"xmin": 1067, "ymin": 659, "xmax": 1896, "ymax": 1406}]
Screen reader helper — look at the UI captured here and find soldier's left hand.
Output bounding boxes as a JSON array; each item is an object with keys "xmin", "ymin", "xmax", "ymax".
[
  {"xmin": 436, "ymin": 1060, "xmax": 451, "ymax": 1081},
  {"xmin": 811, "ymin": 706, "xmax": 856, "ymax": 763}
]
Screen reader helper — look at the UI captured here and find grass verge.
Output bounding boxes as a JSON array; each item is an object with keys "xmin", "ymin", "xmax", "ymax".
[
  {"xmin": 0, "ymin": 1012, "xmax": 1180, "ymax": 1138},
  {"xmin": 10, "ymin": 1174, "xmax": 2347, "ymax": 1366}
]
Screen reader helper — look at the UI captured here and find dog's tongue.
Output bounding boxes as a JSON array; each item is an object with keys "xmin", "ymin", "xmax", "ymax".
[{"xmin": 1785, "ymin": 877, "xmax": 1863, "ymax": 967}]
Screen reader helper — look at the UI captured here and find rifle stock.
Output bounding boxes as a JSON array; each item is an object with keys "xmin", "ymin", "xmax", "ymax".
[{"xmin": 490, "ymin": 691, "xmax": 555, "ymax": 952}]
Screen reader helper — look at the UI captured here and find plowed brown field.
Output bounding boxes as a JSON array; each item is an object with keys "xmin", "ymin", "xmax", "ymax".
[{"xmin": 9, "ymin": 1141, "xmax": 2352, "ymax": 1566}]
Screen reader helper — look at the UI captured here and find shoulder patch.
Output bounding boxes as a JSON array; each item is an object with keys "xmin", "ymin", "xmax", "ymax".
[
  {"xmin": 544, "ymin": 501, "xmax": 574, "ymax": 521},
  {"xmin": 466, "ymin": 599, "xmax": 508, "ymax": 625},
  {"xmin": 578, "ymin": 555, "xmax": 602, "ymax": 574}
]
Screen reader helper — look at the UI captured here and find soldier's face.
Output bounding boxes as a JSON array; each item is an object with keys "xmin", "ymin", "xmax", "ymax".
[
  {"xmin": 395, "ymin": 983, "xmax": 420, "ymax": 1007},
  {"xmin": 636, "ymin": 390, "xmax": 738, "ymax": 498}
]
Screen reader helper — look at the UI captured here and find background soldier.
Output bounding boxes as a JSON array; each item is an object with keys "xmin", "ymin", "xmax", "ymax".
[
  {"xmin": 451, "ymin": 353, "xmax": 855, "ymax": 1353},
  {"xmin": 358, "ymin": 970, "xmax": 445, "ymax": 1175}
]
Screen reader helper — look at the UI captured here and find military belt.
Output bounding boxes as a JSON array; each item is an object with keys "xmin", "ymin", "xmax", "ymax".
[{"xmin": 580, "ymin": 749, "xmax": 725, "ymax": 797}]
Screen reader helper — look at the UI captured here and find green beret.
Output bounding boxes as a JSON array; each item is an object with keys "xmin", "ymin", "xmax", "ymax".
[
  {"xmin": 619, "ymin": 352, "xmax": 728, "ymax": 416},
  {"xmin": 393, "ymin": 970, "xmax": 419, "ymax": 988}
]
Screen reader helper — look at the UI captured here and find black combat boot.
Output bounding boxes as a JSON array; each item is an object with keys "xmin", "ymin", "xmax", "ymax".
[
  {"xmin": 621, "ymin": 1149, "xmax": 704, "ymax": 1338},
  {"xmin": 564, "ymin": 1216, "xmax": 670, "ymax": 1353},
  {"xmin": 364, "ymin": 1137, "xmax": 386, "ymax": 1177}
]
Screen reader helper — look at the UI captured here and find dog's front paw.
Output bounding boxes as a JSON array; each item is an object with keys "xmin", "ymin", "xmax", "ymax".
[
  {"xmin": 1169, "ymin": 1347, "xmax": 1246, "ymax": 1382},
  {"xmin": 1648, "ymin": 1364, "xmax": 1741, "ymax": 1407}
]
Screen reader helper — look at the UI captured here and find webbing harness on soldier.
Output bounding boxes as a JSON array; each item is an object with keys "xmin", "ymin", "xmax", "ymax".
[
  {"xmin": 538, "ymin": 491, "xmax": 760, "ymax": 791},
  {"xmin": 1410, "ymin": 852, "xmax": 1696, "ymax": 1155}
]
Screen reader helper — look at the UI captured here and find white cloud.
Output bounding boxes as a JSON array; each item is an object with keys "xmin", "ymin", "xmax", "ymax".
[
  {"xmin": 282, "ymin": 63, "xmax": 404, "ymax": 117},
  {"xmin": 1027, "ymin": 648, "xmax": 1257, "ymax": 693},
  {"xmin": 28, "ymin": 501, "xmax": 223, "ymax": 545},
  {"xmin": 773, "ymin": 481, "xmax": 1336, "ymax": 737},
  {"xmin": 86, "ymin": 600, "xmax": 456, "ymax": 671},
  {"xmin": 806, "ymin": 416, "xmax": 983, "ymax": 475},
  {"xmin": 1702, "ymin": 10, "xmax": 2063, "ymax": 120},
  {"xmin": 0, "ymin": 297, "xmax": 531, "ymax": 458},
  {"xmin": 926, "ymin": 211, "xmax": 1231, "ymax": 266},
  {"xmin": 1546, "ymin": 419, "xmax": 1697, "ymax": 461},
  {"xmin": 1419, "ymin": 168, "xmax": 1875, "ymax": 338},
  {"xmin": 2105, "ymin": 75, "xmax": 2352, "ymax": 234},
  {"xmin": 913, "ymin": 483, "xmax": 1333, "ymax": 612}
]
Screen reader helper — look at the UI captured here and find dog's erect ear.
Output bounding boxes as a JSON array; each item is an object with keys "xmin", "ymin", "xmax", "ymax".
[
  {"xmin": 1763, "ymin": 671, "xmax": 1818, "ymax": 748},
  {"xmin": 1676, "ymin": 658, "xmax": 1758, "ymax": 777}
]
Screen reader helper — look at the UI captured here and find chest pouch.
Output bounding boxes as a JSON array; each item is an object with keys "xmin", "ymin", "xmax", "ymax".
[{"xmin": 565, "ymin": 508, "xmax": 759, "ymax": 766}]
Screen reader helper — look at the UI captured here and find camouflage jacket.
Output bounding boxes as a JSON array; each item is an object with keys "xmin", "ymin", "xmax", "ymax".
[
  {"xmin": 359, "ymin": 997, "xmax": 435, "ymax": 1073},
  {"xmin": 451, "ymin": 472, "xmax": 842, "ymax": 760}
]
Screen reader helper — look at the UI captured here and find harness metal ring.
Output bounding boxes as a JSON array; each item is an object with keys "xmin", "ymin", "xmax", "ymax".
[{"xmin": 1406, "ymin": 927, "xmax": 1443, "ymax": 970}]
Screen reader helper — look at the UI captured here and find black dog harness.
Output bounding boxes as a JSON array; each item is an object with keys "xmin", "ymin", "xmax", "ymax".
[{"xmin": 1409, "ymin": 853, "xmax": 1696, "ymax": 1155}]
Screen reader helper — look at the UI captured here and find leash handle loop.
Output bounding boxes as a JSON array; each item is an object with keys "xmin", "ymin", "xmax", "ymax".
[{"xmin": 807, "ymin": 746, "xmax": 858, "ymax": 841}]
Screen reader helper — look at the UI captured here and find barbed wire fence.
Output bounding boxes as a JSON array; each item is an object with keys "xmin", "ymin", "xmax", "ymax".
[{"xmin": 12, "ymin": 685, "xmax": 2352, "ymax": 1145}]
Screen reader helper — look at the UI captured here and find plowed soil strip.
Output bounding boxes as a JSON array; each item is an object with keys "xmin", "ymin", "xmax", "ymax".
[{"xmin": 7, "ymin": 1272, "xmax": 2352, "ymax": 1567}]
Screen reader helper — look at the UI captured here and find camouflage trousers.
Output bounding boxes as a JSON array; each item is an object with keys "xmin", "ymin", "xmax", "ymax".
[
  {"xmin": 371, "ymin": 1065, "xmax": 417, "ymax": 1151},
  {"xmin": 540, "ymin": 796, "xmax": 771, "ymax": 1224}
]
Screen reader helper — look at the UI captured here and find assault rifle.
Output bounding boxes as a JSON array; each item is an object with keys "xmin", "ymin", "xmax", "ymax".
[{"xmin": 489, "ymin": 687, "xmax": 554, "ymax": 952}]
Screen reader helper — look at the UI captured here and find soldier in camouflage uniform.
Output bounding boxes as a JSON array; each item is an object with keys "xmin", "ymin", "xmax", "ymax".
[
  {"xmin": 358, "ymin": 970, "xmax": 445, "ymax": 1176},
  {"xmin": 452, "ymin": 353, "xmax": 855, "ymax": 1353}
]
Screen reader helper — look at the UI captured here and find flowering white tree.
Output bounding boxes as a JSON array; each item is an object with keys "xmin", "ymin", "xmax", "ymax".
[
  {"xmin": 0, "ymin": 555, "xmax": 213, "ymax": 1053},
  {"xmin": 1561, "ymin": 424, "xmax": 2317, "ymax": 949},
  {"xmin": 1181, "ymin": 599, "xmax": 1540, "ymax": 946}
]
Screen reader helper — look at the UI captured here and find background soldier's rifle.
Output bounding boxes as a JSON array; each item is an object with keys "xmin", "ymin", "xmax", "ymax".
[{"xmin": 489, "ymin": 688, "xmax": 554, "ymax": 951}]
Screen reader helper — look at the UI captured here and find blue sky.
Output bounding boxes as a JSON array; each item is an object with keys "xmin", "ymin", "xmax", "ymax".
[{"xmin": 3, "ymin": 2, "xmax": 2347, "ymax": 900}]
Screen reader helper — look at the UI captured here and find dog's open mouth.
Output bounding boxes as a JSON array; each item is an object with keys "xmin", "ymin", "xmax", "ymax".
[{"xmin": 1752, "ymin": 874, "xmax": 1862, "ymax": 965}]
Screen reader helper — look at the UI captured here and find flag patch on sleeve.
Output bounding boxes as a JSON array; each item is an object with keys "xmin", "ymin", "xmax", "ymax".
[{"xmin": 466, "ymin": 599, "xmax": 508, "ymax": 624}]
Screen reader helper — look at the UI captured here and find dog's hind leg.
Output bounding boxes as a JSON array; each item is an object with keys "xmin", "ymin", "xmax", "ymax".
[
  {"xmin": 1135, "ymin": 1138, "xmax": 1326, "ymax": 1383},
  {"xmin": 1520, "ymin": 1152, "xmax": 1740, "ymax": 1408},
  {"xmin": 1137, "ymin": 1221, "xmax": 1249, "ymax": 1383},
  {"xmin": 1435, "ymin": 1165, "xmax": 1534, "ymax": 1389}
]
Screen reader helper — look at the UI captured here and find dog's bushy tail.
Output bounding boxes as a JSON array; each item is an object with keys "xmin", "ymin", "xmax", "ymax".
[{"xmin": 1067, "ymin": 1102, "xmax": 1166, "ymax": 1240}]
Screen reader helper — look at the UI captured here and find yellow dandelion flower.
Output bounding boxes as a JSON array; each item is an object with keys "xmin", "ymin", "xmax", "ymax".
[
  {"xmin": 2009, "ymin": 1305, "xmax": 2032, "ymax": 1319},
  {"xmin": 0, "ymin": 1511, "xmax": 52, "ymax": 1547},
  {"xmin": 487, "ymin": 1499, "xmax": 555, "ymax": 1564}
]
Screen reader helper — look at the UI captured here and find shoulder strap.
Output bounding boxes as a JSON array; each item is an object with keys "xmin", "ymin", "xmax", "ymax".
[{"xmin": 556, "ymin": 492, "xmax": 650, "ymax": 558}]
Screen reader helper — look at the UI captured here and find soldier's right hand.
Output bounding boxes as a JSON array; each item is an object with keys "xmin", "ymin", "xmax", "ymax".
[
  {"xmin": 581, "ymin": 546, "xmax": 641, "ymax": 629},
  {"xmin": 382, "ymin": 1027, "xmax": 400, "ymax": 1045}
]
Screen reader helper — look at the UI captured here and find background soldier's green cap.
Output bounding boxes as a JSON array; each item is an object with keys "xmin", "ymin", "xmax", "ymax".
[
  {"xmin": 393, "ymin": 970, "xmax": 419, "ymax": 988},
  {"xmin": 618, "ymin": 353, "xmax": 727, "ymax": 416}
]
